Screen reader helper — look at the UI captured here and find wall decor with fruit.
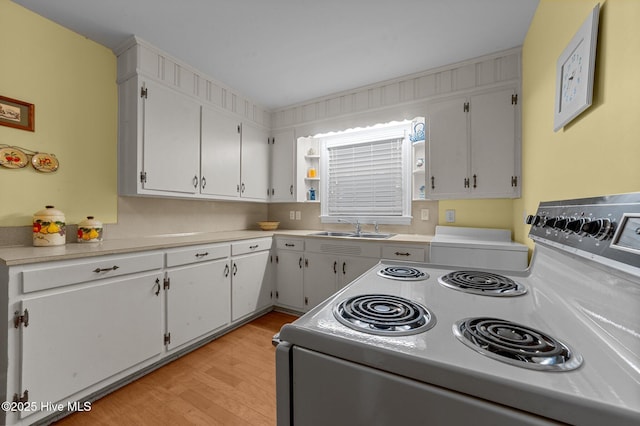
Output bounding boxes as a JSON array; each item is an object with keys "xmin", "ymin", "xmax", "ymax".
[{"xmin": 0, "ymin": 144, "xmax": 59, "ymax": 172}]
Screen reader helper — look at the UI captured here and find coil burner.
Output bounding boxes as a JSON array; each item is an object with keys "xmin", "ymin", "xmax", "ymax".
[
  {"xmin": 334, "ymin": 294, "xmax": 436, "ymax": 336},
  {"xmin": 439, "ymin": 270, "xmax": 527, "ymax": 296},
  {"xmin": 377, "ymin": 266, "xmax": 429, "ymax": 281},
  {"xmin": 453, "ymin": 317, "xmax": 583, "ymax": 371}
]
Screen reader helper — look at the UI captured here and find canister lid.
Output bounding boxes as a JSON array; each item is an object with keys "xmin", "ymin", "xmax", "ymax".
[
  {"xmin": 78, "ymin": 216, "xmax": 102, "ymax": 228},
  {"xmin": 34, "ymin": 205, "xmax": 65, "ymax": 218}
]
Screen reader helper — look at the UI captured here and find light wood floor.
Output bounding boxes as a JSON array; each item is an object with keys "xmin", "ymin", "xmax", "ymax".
[{"xmin": 53, "ymin": 311, "xmax": 298, "ymax": 426}]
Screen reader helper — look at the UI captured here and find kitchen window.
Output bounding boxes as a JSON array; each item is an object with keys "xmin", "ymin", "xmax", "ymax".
[{"xmin": 317, "ymin": 120, "xmax": 415, "ymax": 225}]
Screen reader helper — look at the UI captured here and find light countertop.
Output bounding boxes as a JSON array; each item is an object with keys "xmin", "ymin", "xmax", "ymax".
[{"xmin": 0, "ymin": 230, "xmax": 432, "ymax": 266}]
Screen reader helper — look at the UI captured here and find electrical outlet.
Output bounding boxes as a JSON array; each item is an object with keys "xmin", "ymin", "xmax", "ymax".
[
  {"xmin": 295, "ymin": 211, "xmax": 302, "ymax": 220},
  {"xmin": 421, "ymin": 209, "xmax": 430, "ymax": 221},
  {"xmin": 445, "ymin": 209, "xmax": 456, "ymax": 223},
  {"xmin": 289, "ymin": 211, "xmax": 295, "ymax": 220}
]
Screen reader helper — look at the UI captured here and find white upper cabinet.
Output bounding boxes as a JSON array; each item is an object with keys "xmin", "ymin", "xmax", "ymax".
[
  {"xmin": 427, "ymin": 86, "xmax": 520, "ymax": 199},
  {"xmin": 428, "ymin": 97, "xmax": 469, "ymax": 198},
  {"xmin": 201, "ymin": 106, "xmax": 242, "ymax": 198},
  {"xmin": 116, "ymin": 37, "xmax": 270, "ymax": 202},
  {"xmin": 140, "ymin": 79, "xmax": 201, "ymax": 194},
  {"xmin": 240, "ymin": 122, "xmax": 270, "ymax": 200},
  {"xmin": 270, "ymin": 128, "xmax": 296, "ymax": 202}
]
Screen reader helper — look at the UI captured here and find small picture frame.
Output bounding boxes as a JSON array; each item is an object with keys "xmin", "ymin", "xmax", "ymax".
[
  {"xmin": 0, "ymin": 95, "xmax": 35, "ymax": 132},
  {"xmin": 553, "ymin": 4, "xmax": 600, "ymax": 132}
]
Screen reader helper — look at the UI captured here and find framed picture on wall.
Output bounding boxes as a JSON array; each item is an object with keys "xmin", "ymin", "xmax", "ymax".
[
  {"xmin": 553, "ymin": 4, "xmax": 600, "ymax": 132},
  {"xmin": 0, "ymin": 95, "xmax": 35, "ymax": 132}
]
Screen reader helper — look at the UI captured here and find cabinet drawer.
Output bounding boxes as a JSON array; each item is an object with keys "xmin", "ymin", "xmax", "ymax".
[
  {"xmin": 381, "ymin": 246, "xmax": 426, "ymax": 262},
  {"xmin": 275, "ymin": 238, "xmax": 304, "ymax": 251},
  {"xmin": 22, "ymin": 252, "xmax": 164, "ymax": 293},
  {"xmin": 166, "ymin": 243, "xmax": 230, "ymax": 267},
  {"xmin": 232, "ymin": 238, "xmax": 272, "ymax": 255}
]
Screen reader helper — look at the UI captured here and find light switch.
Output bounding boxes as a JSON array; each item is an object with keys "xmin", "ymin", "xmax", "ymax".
[
  {"xmin": 295, "ymin": 211, "xmax": 302, "ymax": 220},
  {"xmin": 289, "ymin": 211, "xmax": 295, "ymax": 220},
  {"xmin": 421, "ymin": 209, "xmax": 430, "ymax": 221},
  {"xmin": 445, "ymin": 209, "xmax": 455, "ymax": 223}
]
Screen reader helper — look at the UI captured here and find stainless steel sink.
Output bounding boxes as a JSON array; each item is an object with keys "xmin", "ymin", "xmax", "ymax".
[
  {"xmin": 309, "ymin": 231, "xmax": 395, "ymax": 239},
  {"xmin": 310, "ymin": 231, "xmax": 356, "ymax": 237},
  {"xmin": 348, "ymin": 233, "xmax": 395, "ymax": 239}
]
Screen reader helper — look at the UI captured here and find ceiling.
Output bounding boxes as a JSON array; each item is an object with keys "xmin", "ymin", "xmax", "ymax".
[{"xmin": 13, "ymin": 0, "xmax": 539, "ymax": 110}]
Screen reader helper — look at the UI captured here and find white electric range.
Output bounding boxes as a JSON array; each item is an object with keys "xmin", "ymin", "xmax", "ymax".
[{"xmin": 275, "ymin": 193, "xmax": 640, "ymax": 425}]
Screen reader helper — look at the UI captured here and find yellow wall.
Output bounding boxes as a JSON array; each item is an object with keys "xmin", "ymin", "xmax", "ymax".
[
  {"xmin": 3, "ymin": 0, "xmax": 638, "ymax": 241},
  {"xmin": 514, "ymin": 0, "xmax": 640, "ymax": 247},
  {"xmin": 0, "ymin": 0, "xmax": 117, "ymax": 227}
]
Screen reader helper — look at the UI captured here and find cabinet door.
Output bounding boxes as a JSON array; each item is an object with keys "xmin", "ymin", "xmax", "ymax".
[
  {"xmin": 303, "ymin": 252, "xmax": 338, "ymax": 311},
  {"xmin": 142, "ymin": 79, "xmax": 200, "ymax": 194},
  {"xmin": 270, "ymin": 128, "xmax": 296, "ymax": 202},
  {"xmin": 427, "ymin": 97, "xmax": 469, "ymax": 198},
  {"xmin": 470, "ymin": 89, "xmax": 518, "ymax": 197},
  {"xmin": 240, "ymin": 122, "xmax": 270, "ymax": 200},
  {"xmin": 275, "ymin": 250, "xmax": 305, "ymax": 310},
  {"xmin": 232, "ymin": 250, "xmax": 271, "ymax": 321},
  {"xmin": 339, "ymin": 256, "xmax": 379, "ymax": 290},
  {"xmin": 167, "ymin": 259, "xmax": 231, "ymax": 350},
  {"xmin": 201, "ymin": 106, "xmax": 241, "ymax": 197},
  {"xmin": 19, "ymin": 272, "xmax": 163, "ymax": 414}
]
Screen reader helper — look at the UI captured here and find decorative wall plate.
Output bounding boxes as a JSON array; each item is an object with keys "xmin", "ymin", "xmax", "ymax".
[
  {"xmin": 0, "ymin": 147, "xmax": 28, "ymax": 169},
  {"xmin": 31, "ymin": 153, "xmax": 59, "ymax": 172}
]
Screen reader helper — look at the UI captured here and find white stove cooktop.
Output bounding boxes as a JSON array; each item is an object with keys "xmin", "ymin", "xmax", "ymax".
[{"xmin": 279, "ymin": 251, "xmax": 640, "ymax": 425}]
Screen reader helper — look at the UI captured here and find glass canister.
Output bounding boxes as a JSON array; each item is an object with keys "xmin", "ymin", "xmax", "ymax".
[
  {"xmin": 33, "ymin": 205, "xmax": 66, "ymax": 246},
  {"xmin": 77, "ymin": 216, "xmax": 103, "ymax": 243}
]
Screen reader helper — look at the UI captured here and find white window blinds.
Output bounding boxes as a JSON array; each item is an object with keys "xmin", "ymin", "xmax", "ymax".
[{"xmin": 326, "ymin": 138, "xmax": 404, "ymax": 217}]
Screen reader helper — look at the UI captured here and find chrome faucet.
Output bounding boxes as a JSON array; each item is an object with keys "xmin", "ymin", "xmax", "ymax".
[{"xmin": 338, "ymin": 218, "xmax": 361, "ymax": 235}]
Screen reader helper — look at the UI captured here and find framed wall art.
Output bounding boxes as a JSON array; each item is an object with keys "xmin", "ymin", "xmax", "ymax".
[
  {"xmin": 0, "ymin": 95, "xmax": 35, "ymax": 132},
  {"xmin": 553, "ymin": 3, "xmax": 600, "ymax": 132}
]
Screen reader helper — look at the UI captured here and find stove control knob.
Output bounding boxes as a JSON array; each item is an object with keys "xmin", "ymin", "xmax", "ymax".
[
  {"xmin": 582, "ymin": 218, "xmax": 614, "ymax": 240},
  {"xmin": 544, "ymin": 217, "xmax": 559, "ymax": 228},
  {"xmin": 554, "ymin": 217, "xmax": 569, "ymax": 230},
  {"xmin": 525, "ymin": 215, "xmax": 542, "ymax": 226},
  {"xmin": 566, "ymin": 218, "xmax": 587, "ymax": 234}
]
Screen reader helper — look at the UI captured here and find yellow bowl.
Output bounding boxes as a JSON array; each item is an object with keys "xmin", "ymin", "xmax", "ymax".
[{"xmin": 257, "ymin": 221, "xmax": 280, "ymax": 231}]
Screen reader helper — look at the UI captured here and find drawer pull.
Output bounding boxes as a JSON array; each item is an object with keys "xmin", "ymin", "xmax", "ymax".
[
  {"xmin": 394, "ymin": 252, "xmax": 411, "ymax": 257},
  {"xmin": 249, "ymin": 245, "xmax": 259, "ymax": 250},
  {"xmin": 155, "ymin": 278, "xmax": 161, "ymax": 296},
  {"xmin": 93, "ymin": 265, "xmax": 120, "ymax": 273},
  {"xmin": 285, "ymin": 243, "xmax": 295, "ymax": 247},
  {"xmin": 195, "ymin": 252, "xmax": 209, "ymax": 258}
]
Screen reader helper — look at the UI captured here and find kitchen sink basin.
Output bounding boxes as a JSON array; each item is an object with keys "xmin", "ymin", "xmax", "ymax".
[
  {"xmin": 310, "ymin": 231, "xmax": 356, "ymax": 237},
  {"xmin": 348, "ymin": 233, "xmax": 395, "ymax": 239},
  {"xmin": 309, "ymin": 231, "xmax": 395, "ymax": 239}
]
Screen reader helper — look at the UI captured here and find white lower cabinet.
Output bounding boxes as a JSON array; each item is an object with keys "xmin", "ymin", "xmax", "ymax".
[
  {"xmin": 230, "ymin": 238, "xmax": 273, "ymax": 321},
  {"xmin": 274, "ymin": 238, "xmax": 305, "ymax": 310},
  {"xmin": 303, "ymin": 252, "xmax": 379, "ymax": 310},
  {"xmin": 165, "ymin": 243, "xmax": 232, "ymax": 351},
  {"xmin": 5, "ymin": 252, "xmax": 164, "ymax": 425}
]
